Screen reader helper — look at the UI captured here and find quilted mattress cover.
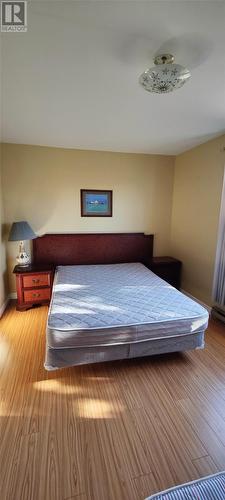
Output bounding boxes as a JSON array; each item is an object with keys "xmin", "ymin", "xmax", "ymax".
[
  {"xmin": 47, "ymin": 263, "xmax": 209, "ymax": 349},
  {"xmin": 145, "ymin": 471, "xmax": 225, "ymax": 499}
]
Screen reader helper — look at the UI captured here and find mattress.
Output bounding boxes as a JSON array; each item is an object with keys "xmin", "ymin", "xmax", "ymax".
[
  {"xmin": 145, "ymin": 471, "xmax": 225, "ymax": 499},
  {"xmin": 47, "ymin": 263, "xmax": 209, "ymax": 350}
]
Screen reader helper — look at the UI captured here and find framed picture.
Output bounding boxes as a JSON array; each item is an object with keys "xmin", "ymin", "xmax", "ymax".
[{"xmin": 81, "ymin": 189, "xmax": 113, "ymax": 217}]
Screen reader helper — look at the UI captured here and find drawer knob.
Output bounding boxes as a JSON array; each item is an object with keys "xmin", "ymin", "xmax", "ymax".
[
  {"xmin": 32, "ymin": 278, "xmax": 40, "ymax": 283},
  {"xmin": 32, "ymin": 293, "xmax": 41, "ymax": 298}
]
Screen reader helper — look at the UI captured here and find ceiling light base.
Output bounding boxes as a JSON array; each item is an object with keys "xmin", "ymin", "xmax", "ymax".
[{"xmin": 154, "ymin": 54, "xmax": 174, "ymax": 65}]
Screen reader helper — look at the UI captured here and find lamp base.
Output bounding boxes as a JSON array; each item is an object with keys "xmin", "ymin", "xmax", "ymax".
[
  {"xmin": 16, "ymin": 253, "xmax": 31, "ymax": 266},
  {"xmin": 16, "ymin": 241, "xmax": 31, "ymax": 267}
]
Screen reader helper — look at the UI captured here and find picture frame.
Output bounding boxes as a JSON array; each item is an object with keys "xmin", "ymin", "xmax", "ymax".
[{"xmin": 80, "ymin": 189, "xmax": 113, "ymax": 217}]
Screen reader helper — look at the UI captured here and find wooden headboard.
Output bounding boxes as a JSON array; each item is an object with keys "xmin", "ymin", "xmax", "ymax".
[{"xmin": 33, "ymin": 233, "xmax": 154, "ymax": 267}]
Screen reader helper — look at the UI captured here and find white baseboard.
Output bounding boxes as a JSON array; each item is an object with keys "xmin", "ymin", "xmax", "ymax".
[
  {"xmin": 0, "ymin": 297, "xmax": 10, "ymax": 317},
  {"xmin": 181, "ymin": 289, "xmax": 212, "ymax": 314},
  {"xmin": 0, "ymin": 292, "xmax": 18, "ymax": 317}
]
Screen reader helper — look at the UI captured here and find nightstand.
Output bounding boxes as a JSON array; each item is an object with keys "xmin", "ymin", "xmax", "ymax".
[
  {"xmin": 13, "ymin": 264, "xmax": 54, "ymax": 311},
  {"xmin": 148, "ymin": 256, "xmax": 182, "ymax": 289}
]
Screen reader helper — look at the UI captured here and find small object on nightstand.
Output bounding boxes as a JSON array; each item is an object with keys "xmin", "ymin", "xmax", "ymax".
[
  {"xmin": 8, "ymin": 221, "xmax": 36, "ymax": 267},
  {"xmin": 13, "ymin": 264, "xmax": 54, "ymax": 311},
  {"xmin": 149, "ymin": 256, "xmax": 182, "ymax": 289}
]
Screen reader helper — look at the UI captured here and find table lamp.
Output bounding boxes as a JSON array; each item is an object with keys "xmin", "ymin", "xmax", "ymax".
[{"xmin": 8, "ymin": 221, "xmax": 36, "ymax": 267}]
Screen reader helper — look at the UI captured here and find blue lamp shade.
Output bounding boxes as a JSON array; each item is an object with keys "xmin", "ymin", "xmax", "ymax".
[{"xmin": 8, "ymin": 221, "xmax": 36, "ymax": 241}]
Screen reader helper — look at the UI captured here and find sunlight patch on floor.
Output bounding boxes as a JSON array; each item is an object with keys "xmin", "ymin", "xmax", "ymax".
[
  {"xmin": 74, "ymin": 397, "xmax": 125, "ymax": 419},
  {"xmin": 0, "ymin": 337, "xmax": 11, "ymax": 371},
  {"xmin": 33, "ymin": 379, "xmax": 80, "ymax": 395}
]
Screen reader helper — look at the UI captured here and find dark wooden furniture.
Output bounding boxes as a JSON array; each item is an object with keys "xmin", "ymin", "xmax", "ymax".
[
  {"xmin": 13, "ymin": 264, "xmax": 54, "ymax": 311},
  {"xmin": 33, "ymin": 233, "xmax": 154, "ymax": 267},
  {"xmin": 149, "ymin": 256, "xmax": 182, "ymax": 289}
]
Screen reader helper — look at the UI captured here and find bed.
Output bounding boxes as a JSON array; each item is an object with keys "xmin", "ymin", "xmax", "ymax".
[
  {"xmin": 145, "ymin": 471, "xmax": 225, "ymax": 499},
  {"xmin": 33, "ymin": 233, "xmax": 208, "ymax": 371}
]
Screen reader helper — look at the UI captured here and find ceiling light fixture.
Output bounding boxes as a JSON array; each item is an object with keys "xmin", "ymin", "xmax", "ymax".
[{"xmin": 139, "ymin": 53, "xmax": 191, "ymax": 94}]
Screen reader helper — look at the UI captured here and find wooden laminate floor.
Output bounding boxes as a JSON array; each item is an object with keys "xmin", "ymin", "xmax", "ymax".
[{"xmin": 0, "ymin": 302, "xmax": 225, "ymax": 500}]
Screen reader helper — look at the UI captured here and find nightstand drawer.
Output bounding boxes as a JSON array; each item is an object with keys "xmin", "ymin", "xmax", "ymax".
[
  {"xmin": 23, "ymin": 288, "xmax": 51, "ymax": 303},
  {"xmin": 13, "ymin": 265, "xmax": 54, "ymax": 311},
  {"xmin": 23, "ymin": 273, "xmax": 50, "ymax": 288}
]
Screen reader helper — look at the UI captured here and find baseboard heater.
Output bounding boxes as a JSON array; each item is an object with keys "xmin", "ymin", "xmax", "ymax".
[{"xmin": 212, "ymin": 305, "xmax": 225, "ymax": 323}]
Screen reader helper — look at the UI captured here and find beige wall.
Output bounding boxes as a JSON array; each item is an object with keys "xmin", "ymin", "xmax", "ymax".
[
  {"xmin": 3, "ymin": 137, "xmax": 225, "ymax": 304},
  {"xmin": 2, "ymin": 143, "xmax": 175, "ymax": 293},
  {"xmin": 171, "ymin": 134, "xmax": 225, "ymax": 306},
  {"xmin": 0, "ymin": 143, "xmax": 8, "ymax": 311}
]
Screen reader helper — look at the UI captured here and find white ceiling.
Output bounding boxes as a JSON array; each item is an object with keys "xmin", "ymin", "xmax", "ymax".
[{"xmin": 1, "ymin": 0, "xmax": 225, "ymax": 155}]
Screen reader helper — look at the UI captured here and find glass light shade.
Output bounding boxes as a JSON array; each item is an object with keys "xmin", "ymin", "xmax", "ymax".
[{"xmin": 139, "ymin": 54, "xmax": 191, "ymax": 94}]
